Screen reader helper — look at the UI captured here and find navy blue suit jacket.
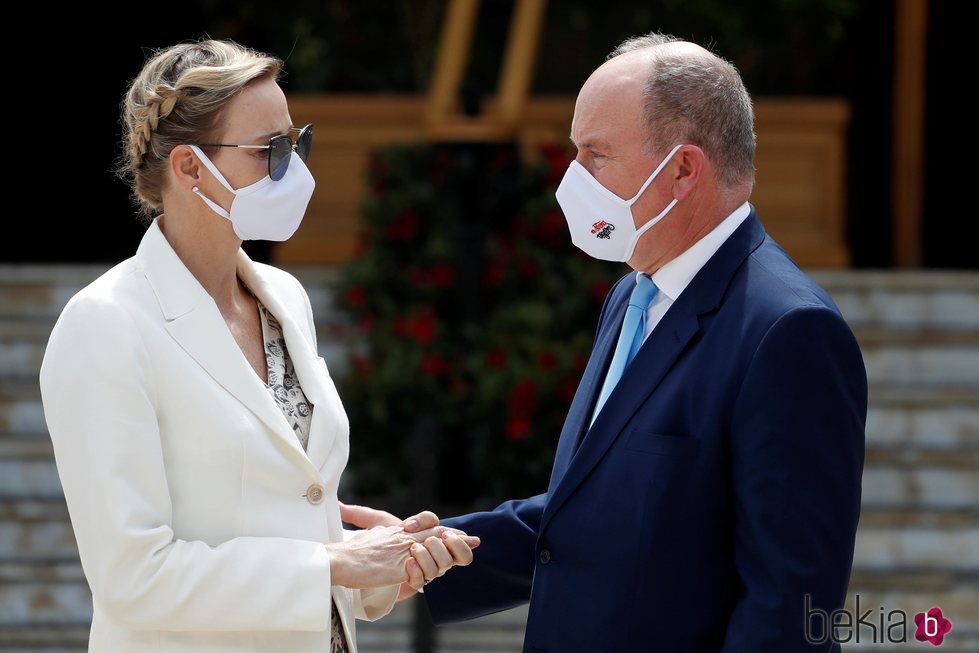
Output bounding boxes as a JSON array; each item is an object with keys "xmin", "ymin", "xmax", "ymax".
[{"xmin": 425, "ymin": 207, "xmax": 867, "ymax": 652}]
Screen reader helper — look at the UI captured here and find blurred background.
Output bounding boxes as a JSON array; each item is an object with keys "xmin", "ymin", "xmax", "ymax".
[{"xmin": 1, "ymin": 1, "xmax": 976, "ymax": 651}]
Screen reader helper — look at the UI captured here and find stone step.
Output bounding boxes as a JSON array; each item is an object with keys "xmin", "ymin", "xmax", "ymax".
[
  {"xmin": 0, "ymin": 518, "xmax": 77, "ymax": 560},
  {"xmin": 0, "ymin": 627, "xmax": 90, "ymax": 653},
  {"xmin": 0, "ymin": 382, "xmax": 43, "ymax": 438},
  {"xmin": 1, "ymin": 268, "xmax": 978, "ymax": 324},
  {"xmin": 0, "ymin": 461, "xmax": 63, "ymax": 500},
  {"xmin": 810, "ymin": 270, "xmax": 979, "ymax": 331},
  {"xmin": 3, "ymin": 379, "xmax": 976, "ymax": 447},
  {"xmin": 4, "ymin": 520, "xmax": 976, "ymax": 582},
  {"xmin": 5, "ymin": 333, "xmax": 979, "ymax": 387},
  {"xmin": 2, "ymin": 451, "xmax": 974, "ymax": 507},
  {"xmin": 852, "ymin": 527, "xmax": 979, "ymax": 570}
]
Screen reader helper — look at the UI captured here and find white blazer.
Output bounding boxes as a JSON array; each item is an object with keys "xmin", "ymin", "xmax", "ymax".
[{"xmin": 38, "ymin": 217, "xmax": 398, "ymax": 653}]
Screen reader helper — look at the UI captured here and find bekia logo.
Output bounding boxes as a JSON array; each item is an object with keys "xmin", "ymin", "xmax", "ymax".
[
  {"xmin": 805, "ymin": 595, "xmax": 954, "ymax": 647},
  {"xmin": 914, "ymin": 607, "xmax": 953, "ymax": 646},
  {"xmin": 591, "ymin": 220, "xmax": 615, "ymax": 239}
]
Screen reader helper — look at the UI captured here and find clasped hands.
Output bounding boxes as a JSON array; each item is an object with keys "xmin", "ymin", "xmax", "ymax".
[{"xmin": 328, "ymin": 502, "xmax": 480, "ymax": 600}]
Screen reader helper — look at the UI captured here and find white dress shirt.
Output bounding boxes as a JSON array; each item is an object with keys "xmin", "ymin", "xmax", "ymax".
[{"xmin": 591, "ymin": 201, "xmax": 751, "ymax": 423}]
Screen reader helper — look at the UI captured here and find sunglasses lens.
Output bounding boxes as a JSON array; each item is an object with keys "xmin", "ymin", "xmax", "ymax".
[
  {"xmin": 296, "ymin": 125, "xmax": 313, "ymax": 163},
  {"xmin": 269, "ymin": 138, "xmax": 291, "ymax": 181}
]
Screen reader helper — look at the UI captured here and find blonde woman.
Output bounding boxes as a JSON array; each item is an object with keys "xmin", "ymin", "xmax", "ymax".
[{"xmin": 38, "ymin": 38, "xmax": 479, "ymax": 653}]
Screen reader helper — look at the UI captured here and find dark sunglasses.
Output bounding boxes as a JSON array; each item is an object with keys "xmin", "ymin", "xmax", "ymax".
[{"xmin": 195, "ymin": 123, "xmax": 313, "ymax": 181}]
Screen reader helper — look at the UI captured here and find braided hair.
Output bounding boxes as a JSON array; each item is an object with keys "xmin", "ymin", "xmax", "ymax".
[{"xmin": 114, "ymin": 38, "xmax": 284, "ymax": 223}]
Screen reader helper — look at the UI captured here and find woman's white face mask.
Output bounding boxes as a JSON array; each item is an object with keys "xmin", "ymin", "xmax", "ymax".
[{"xmin": 189, "ymin": 144, "xmax": 315, "ymax": 242}]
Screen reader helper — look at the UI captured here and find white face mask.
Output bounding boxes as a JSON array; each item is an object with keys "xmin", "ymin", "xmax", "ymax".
[
  {"xmin": 188, "ymin": 144, "xmax": 315, "ymax": 242},
  {"xmin": 555, "ymin": 143, "xmax": 684, "ymax": 262}
]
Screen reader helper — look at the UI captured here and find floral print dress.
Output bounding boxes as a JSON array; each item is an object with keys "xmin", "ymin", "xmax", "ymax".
[{"xmin": 257, "ymin": 298, "xmax": 348, "ymax": 653}]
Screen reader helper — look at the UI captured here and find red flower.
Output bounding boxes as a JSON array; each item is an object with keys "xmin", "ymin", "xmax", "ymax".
[
  {"xmin": 519, "ymin": 259, "xmax": 539, "ymax": 278},
  {"xmin": 539, "ymin": 143, "xmax": 572, "ymax": 186},
  {"xmin": 449, "ymin": 376, "xmax": 471, "ymax": 395},
  {"xmin": 421, "ymin": 354, "xmax": 447, "ymax": 376},
  {"xmin": 537, "ymin": 351, "xmax": 557, "ymax": 370},
  {"xmin": 486, "ymin": 349, "xmax": 507, "ymax": 370},
  {"xmin": 409, "ymin": 313, "xmax": 437, "ymax": 345},
  {"xmin": 385, "ymin": 209, "xmax": 420, "ymax": 241},
  {"xmin": 558, "ymin": 377, "xmax": 579, "ymax": 403},
  {"xmin": 428, "ymin": 263, "xmax": 456, "ymax": 288},
  {"xmin": 345, "ymin": 286, "xmax": 366, "ymax": 309},
  {"xmin": 483, "ymin": 261, "xmax": 505, "ymax": 287},
  {"xmin": 505, "ymin": 418, "xmax": 532, "ymax": 441},
  {"xmin": 351, "ymin": 355, "xmax": 372, "ymax": 377},
  {"xmin": 392, "ymin": 316, "xmax": 408, "ymax": 337},
  {"xmin": 408, "ymin": 267, "xmax": 428, "ymax": 288},
  {"xmin": 507, "ymin": 379, "xmax": 538, "ymax": 417},
  {"xmin": 358, "ymin": 314, "xmax": 376, "ymax": 334},
  {"xmin": 537, "ymin": 208, "xmax": 566, "ymax": 242},
  {"xmin": 589, "ymin": 279, "xmax": 612, "ymax": 303}
]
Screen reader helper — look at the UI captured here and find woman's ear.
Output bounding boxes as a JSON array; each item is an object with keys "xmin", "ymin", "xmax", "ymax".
[{"xmin": 168, "ymin": 144, "xmax": 202, "ymax": 191}]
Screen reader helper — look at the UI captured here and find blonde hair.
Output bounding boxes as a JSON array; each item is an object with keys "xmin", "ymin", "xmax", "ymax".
[{"xmin": 114, "ymin": 38, "xmax": 284, "ymax": 223}]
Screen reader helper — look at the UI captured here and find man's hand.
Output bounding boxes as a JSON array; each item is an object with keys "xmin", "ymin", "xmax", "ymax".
[{"xmin": 340, "ymin": 502, "xmax": 479, "ymax": 600}]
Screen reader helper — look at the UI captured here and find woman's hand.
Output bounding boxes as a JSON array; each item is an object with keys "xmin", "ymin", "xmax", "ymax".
[{"xmin": 328, "ymin": 505, "xmax": 479, "ymax": 592}]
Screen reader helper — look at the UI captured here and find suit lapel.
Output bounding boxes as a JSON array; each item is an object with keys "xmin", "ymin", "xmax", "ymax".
[
  {"xmin": 541, "ymin": 209, "xmax": 767, "ymax": 531},
  {"xmin": 136, "ymin": 217, "xmax": 330, "ymax": 474},
  {"xmin": 547, "ymin": 277, "xmax": 630, "ymax": 496}
]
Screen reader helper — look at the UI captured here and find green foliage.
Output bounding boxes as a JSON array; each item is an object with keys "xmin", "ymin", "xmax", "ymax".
[{"xmin": 334, "ymin": 143, "xmax": 625, "ymax": 507}]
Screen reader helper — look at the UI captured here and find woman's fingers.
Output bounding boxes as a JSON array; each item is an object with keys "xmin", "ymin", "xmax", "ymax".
[
  {"xmin": 339, "ymin": 502, "xmax": 401, "ymax": 529},
  {"xmin": 405, "ymin": 557, "xmax": 425, "ymax": 591},
  {"xmin": 403, "ymin": 510, "xmax": 439, "ymax": 533}
]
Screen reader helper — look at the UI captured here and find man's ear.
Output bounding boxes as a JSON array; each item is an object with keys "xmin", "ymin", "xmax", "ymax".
[{"xmin": 672, "ymin": 145, "xmax": 705, "ymax": 201}]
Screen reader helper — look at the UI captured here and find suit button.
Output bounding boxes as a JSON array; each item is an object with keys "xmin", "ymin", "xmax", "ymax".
[
  {"xmin": 539, "ymin": 549, "xmax": 551, "ymax": 565},
  {"xmin": 305, "ymin": 484, "xmax": 325, "ymax": 505}
]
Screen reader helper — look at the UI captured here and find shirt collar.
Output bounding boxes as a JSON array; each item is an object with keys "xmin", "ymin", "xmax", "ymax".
[{"xmin": 638, "ymin": 201, "xmax": 752, "ymax": 301}]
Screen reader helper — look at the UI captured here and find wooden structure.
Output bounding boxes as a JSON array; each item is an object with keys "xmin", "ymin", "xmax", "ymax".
[
  {"xmin": 279, "ymin": 96, "xmax": 851, "ymax": 267},
  {"xmin": 275, "ymin": 0, "xmax": 854, "ymax": 268}
]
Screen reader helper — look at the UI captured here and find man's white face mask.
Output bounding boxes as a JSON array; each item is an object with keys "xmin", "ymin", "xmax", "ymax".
[{"xmin": 555, "ymin": 143, "xmax": 684, "ymax": 262}]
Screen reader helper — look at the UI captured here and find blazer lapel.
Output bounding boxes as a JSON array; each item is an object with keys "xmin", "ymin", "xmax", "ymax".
[
  {"xmin": 136, "ymin": 218, "xmax": 322, "ymax": 473},
  {"xmin": 542, "ymin": 208, "xmax": 768, "ymax": 531},
  {"xmin": 235, "ymin": 251, "xmax": 339, "ymax": 472}
]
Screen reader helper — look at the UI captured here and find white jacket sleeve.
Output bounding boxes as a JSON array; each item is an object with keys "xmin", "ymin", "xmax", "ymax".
[{"xmin": 39, "ymin": 294, "xmax": 334, "ymax": 632}]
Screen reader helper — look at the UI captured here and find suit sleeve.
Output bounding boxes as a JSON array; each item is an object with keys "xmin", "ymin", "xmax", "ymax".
[
  {"xmin": 423, "ymin": 494, "xmax": 546, "ymax": 625},
  {"xmin": 423, "ymin": 272, "xmax": 633, "ymax": 625},
  {"xmin": 39, "ymin": 295, "xmax": 335, "ymax": 632},
  {"xmin": 721, "ymin": 305, "xmax": 867, "ymax": 652}
]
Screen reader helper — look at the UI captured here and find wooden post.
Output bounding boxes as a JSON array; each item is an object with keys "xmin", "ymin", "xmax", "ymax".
[
  {"xmin": 497, "ymin": 0, "xmax": 548, "ymax": 129},
  {"xmin": 892, "ymin": 0, "xmax": 928, "ymax": 267},
  {"xmin": 425, "ymin": 0, "xmax": 548, "ymax": 141},
  {"xmin": 426, "ymin": 0, "xmax": 481, "ymax": 127}
]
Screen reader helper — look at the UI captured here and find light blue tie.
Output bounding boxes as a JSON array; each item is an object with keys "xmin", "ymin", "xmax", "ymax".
[{"xmin": 592, "ymin": 274, "xmax": 659, "ymax": 423}]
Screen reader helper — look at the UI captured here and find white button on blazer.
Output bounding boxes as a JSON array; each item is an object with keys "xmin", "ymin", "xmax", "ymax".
[{"xmin": 38, "ymin": 216, "xmax": 397, "ymax": 653}]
